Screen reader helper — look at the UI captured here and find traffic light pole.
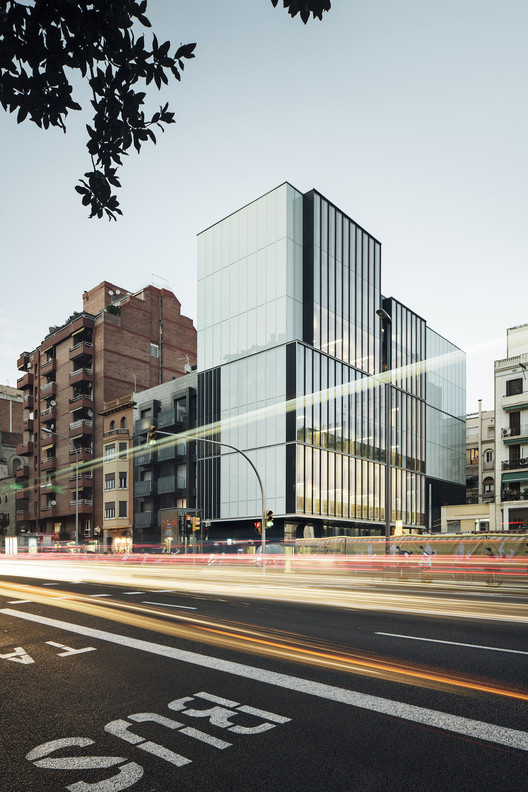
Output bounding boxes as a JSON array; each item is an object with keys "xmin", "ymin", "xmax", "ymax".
[{"xmin": 152, "ymin": 430, "xmax": 267, "ymax": 557}]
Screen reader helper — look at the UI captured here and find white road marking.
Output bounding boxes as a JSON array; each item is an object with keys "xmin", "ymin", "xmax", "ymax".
[
  {"xmin": 42, "ymin": 583, "xmax": 56, "ymax": 586},
  {"xmin": 0, "ymin": 646, "xmax": 34, "ymax": 664},
  {"xmin": 7, "ymin": 600, "xmax": 33, "ymax": 604},
  {"xmin": 122, "ymin": 592, "xmax": 145, "ymax": 595},
  {"xmin": 179, "ymin": 726, "xmax": 231, "ymax": 749},
  {"xmin": 2, "ymin": 608, "xmax": 527, "ymax": 752},
  {"xmin": 87, "ymin": 594, "xmax": 112, "ymax": 598},
  {"xmin": 376, "ymin": 632, "xmax": 528, "ymax": 655},
  {"xmin": 142, "ymin": 601, "xmax": 197, "ymax": 610},
  {"xmin": 46, "ymin": 641, "xmax": 96, "ymax": 657}
]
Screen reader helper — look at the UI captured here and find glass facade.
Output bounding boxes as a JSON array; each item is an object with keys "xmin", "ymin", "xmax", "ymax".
[
  {"xmin": 425, "ymin": 328, "xmax": 466, "ymax": 485},
  {"xmin": 197, "ymin": 183, "xmax": 304, "ymax": 370},
  {"xmin": 294, "ymin": 343, "xmax": 425, "ymax": 527},
  {"xmin": 196, "ymin": 184, "xmax": 466, "ymax": 535},
  {"xmin": 308, "ymin": 192, "xmax": 381, "ymax": 375}
]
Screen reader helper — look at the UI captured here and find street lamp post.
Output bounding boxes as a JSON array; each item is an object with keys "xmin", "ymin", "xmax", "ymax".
[
  {"xmin": 42, "ymin": 428, "xmax": 79, "ymax": 548},
  {"xmin": 152, "ymin": 430, "xmax": 267, "ymax": 556}
]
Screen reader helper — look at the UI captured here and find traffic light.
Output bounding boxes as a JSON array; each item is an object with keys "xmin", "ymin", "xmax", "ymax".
[
  {"xmin": 254, "ymin": 521, "xmax": 261, "ymax": 534},
  {"xmin": 192, "ymin": 516, "xmax": 201, "ymax": 532},
  {"xmin": 265, "ymin": 510, "xmax": 274, "ymax": 527},
  {"xmin": 147, "ymin": 425, "xmax": 158, "ymax": 445}
]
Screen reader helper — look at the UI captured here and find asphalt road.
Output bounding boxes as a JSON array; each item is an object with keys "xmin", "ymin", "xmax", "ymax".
[{"xmin": 0, "ymin": 566, "xmax": 526, "ymax": 792}]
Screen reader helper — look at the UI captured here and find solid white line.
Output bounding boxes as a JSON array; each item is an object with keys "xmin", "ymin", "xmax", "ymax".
[
  {"xmin": 376, "ymin": 632, "xmax": 528, "ymax": 656},
  {"xmin": 122, "ymin": 592, "xmax": 145, "ymax": 595},
  {"xmin": 87, "ymin": 594, "xmax": 112, "ymax": 598},
  {"xmin": 1, "ymin": 608, "xmax": 526, "ymax": 753},
  {"xmin": 7, "ymin": 600, "xmax": 33, "ymax": 604},
  {"xmin": 142, "ymin": 601, "xmax": 197, "ymax": 610}
]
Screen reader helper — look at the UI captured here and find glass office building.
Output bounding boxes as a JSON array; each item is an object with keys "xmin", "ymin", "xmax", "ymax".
[{"xmin": 197, "ymin": 184, "xmax": 465, "ymax": 538}]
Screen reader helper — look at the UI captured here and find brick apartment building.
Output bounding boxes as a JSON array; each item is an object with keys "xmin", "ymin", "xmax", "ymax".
[
  {"xmin": 16, "ymin": 281, "xmax": 196, "ymax": 546},
  {"xmin": 0, "ymin": 384, "xmax": 23, "ymax": 434}
]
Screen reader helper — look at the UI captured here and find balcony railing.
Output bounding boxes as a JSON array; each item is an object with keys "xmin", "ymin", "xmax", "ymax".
[
  {"xmin": 40, "ymin": 380, "xmax": 56, "ymax": 394},
  {"xmin": 16, "ymin": 441, "xmax": 33, "ymax": 456},
  {"xmin": 135, "ymin": 480, "xmax": 157, "ymax": 497},
  {"xmin": 69, "ymin": 419, "xmax": 93, "ymax": 431},
  {"xmin": 40, "ymin": 457, "xmax": 56, "ymax": 471},
  {"xmin": 501, "ymin": 425, "xmax": 528, "ymax": 438},
  {"xmin": 69, "ymin": 393, "xmax": 93, "ymax": 405},
  {"xmin": 502, "ymin": 459, "xmax": 528, "ymax": 470},
  {"xmin": 135, "ymin": 510, "xmax": 157, "ymax": 528},
  {"xmin": 103, "ymin": 428, "xmax": 129, "ymax": 438},
  {"xmin": 17, "ymin": 372, "xmax": 34, "ymax": 390}
]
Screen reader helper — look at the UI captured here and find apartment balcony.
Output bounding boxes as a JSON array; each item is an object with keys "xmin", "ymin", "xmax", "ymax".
[
  {"xmin": 69, "ymin": 418, "xmax": 93, "ymax": 439},
  {"xmin": 40, "ymin": 381, "xmax": 56, "ymax": 399},
  {"xmin": 69, "ymin": 499, "xmax": 94, "ymax": 515},
  {"xmin": 69, "ymin": 367, "xmax": 94, "ymax": 387},
  {"xmin": 501, "ymin": 426, "xmax": 528, "ymax": 444},
  {"xmin": 41, "ymin": 358, "xmax": 56, "ymax": 376},
  {"xmin": 70, "ymin": 472, "xmax": 93, "ymax": 488},
  {"xmin": 40, "ymin": 457, "xmax": 57, "ymax": 472},
  {"xmin": 15, "ymin": 487, "xmax": 28, "ymax": 501},
  {"xmin": 16, "ymin": 508, "xmax": 31, "ymax": 523},
  {"xmin": 17, "ymin": 352, "xmax": 30, "ymax": 371},
  {"xmin": 16, "ymin": 441, "xmax": 33, "ymax": 457},
  {"xmin": 135, "ymin": 480, "xmax": 157, "ymax": 497},
  {"xmin": 69, "ymin": 393, "xmax": 93, "ymax": 411},
  {"xmin": 70, "ymin": 447, "xmax": 93, "ymax": 463},
  {"xmin": 135, "ymin": 417, "xmax": 153, "ymax": 434},
  {"xmin": 69, "ymin": 341, "xmax": 94, "ymax": 362},
  {"xmin": 40, "ymin": 405, "xmax": 57, "ymax": 423},
  {"xmin": 501, "ymin": 490, "xmax": 528, "ymax": 503},
  {"xmin": 17, "ymin": 371, "xmax": 34, "ymax": 390},
  {"xmin": 103, "ymin": 427, "xmax": 129, "ymax": 439},
  {"xmin": 40, "ymin": 505, "xmax": 58, "ymax": 518},
  {"xmin": 502, "ymin": 459, "xmax": 528, "ymax": 471},
  {"xmin": 157, "ymin": 408, "xmax": 186, "ymax": 431},
  {"xmin": 158, "ymin": 444, "xmax": 186, "ymax": 463},
  {"xmin": 502, "ymin": 391, "xmax": 528, "ymax": 411},
  {"xmin": 135, "ymin": 510, "xmax": 158, "ymax": 528},
  {"xmin": 23, "ymin": 416, "xmax": 34, "ymax": 432},
  {"xmin": 135, "ymin": 450, "xmax": 155, "ymax": 467},
  {"xmin": 23, "ymin": 393, "xmax": 34, "ymax": 411},
  {"xmin": 16, "ymin": 465, "xmax": 29, "ymax": 479}
]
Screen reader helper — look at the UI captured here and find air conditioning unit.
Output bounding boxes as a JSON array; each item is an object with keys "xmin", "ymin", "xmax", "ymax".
[
  {"xmin": 84, "ymin": 527, "xmax": 91, "ymax": 536},
  {"xmin": 502, "ymin": 428, "xmax": 511, "ymax": 437}
]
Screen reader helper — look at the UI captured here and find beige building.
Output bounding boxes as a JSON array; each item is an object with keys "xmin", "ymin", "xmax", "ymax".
[
  {"xmin": 100, "ymin": 395, "xmax": 135, "ymax": 553},
  {"xmin": 443, "ymin": 323, "xmax": 528, "ymax": 533},
  {"xmin": 465, "ymin": 404, "xmax": 495, "ymax": 505}
]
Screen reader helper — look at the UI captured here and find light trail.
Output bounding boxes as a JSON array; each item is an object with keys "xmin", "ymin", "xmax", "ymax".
[{"xmin": 1, "ymin": 581, "xmax": 528, "ymax": 703}]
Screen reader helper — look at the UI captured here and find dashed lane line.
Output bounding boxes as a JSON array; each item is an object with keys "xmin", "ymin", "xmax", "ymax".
[
  {"xmin": 376, "ymin": 632, "xmax": 528, "ymax": 655},
  {"xmin": 141, "ymin": 602, "xmax": 197, "ymax": 610},
  {"xmin": 1, "ymin": 607, "xmax": 526, "ymax": 753}
]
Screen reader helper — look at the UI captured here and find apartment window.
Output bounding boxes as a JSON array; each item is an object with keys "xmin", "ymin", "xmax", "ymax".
[
  {"xmin": 506, "ymin": 378, "xmax": 523, "ymax": 396},
  {"xmin": 447, "ymin": 520, "xmax": 461, "ymax": 532},
  {"xmin": 104, "ymin": 473, "xmax": 115, "ymax": 490},
  {"xmin": 485, "ymin": 450, "xmax": 493, "ymax": 463},
  {"xmin": 120, "ymin": 417, "xmax": 127, "ymax": 428},
  {"xmin": 118, "ymin": 501, "xmax": 128, "ymax": 518},
  {"xmin": 105, "ymin": 444, "xmax": 115, "ymax": 461},
  {"xmin": 484, "ymin": 480, "xmax": 495, "ymax": 493},
  {"xmin": 110, "ymin": 420, "xmax": 116, "ymax": 430},
  {"xmin": 118, "ymin": 442, "xmax": 128, "ymax": 459},
  {"xmin": 118, "ymin": 471, "xmax": 127, "ymax": 489},
  {"xmin": 468, "ymin": 448, "xmax": 478, "ymax": 465},
  {"xmin": 104, "ymin": 501, "xmax": 115, "ymax": 519},
  {"xmin": 150, "ymin": 343, "xmax": 159, "ymax": 358},
  {"xmin": 509, "ymin": 445, "xmax": 521, "ymax": 462}
]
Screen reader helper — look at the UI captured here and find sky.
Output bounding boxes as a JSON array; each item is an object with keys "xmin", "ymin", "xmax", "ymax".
[{"xmin": 1, "ymin": 0, "xmax": 526, "ymax": 412}]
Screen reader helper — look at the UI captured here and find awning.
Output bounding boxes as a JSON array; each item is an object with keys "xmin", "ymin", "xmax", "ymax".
[
  {"xmin": 503, "ymin": 402, "xmax": 528, "ymax": 412},
  {"xmin": 41, "ymin": 443, "xmax": 54, "ymax": 451},
  {"xmin": 501, "ymin": 471, "xmax": 528, "ymax": 483}
]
